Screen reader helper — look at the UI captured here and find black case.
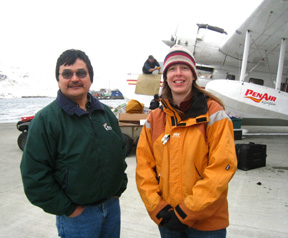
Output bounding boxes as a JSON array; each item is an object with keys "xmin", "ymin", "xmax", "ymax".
[
  {"xmin": 234, "ymin": 129, "xmax": 242, "ymax": 140},
  {"xmin": 235, "ymin": 142, "xmax": 266, "ymax": 171}
]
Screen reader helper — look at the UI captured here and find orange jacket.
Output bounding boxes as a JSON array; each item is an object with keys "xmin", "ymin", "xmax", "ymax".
[{"xmin": 136, "ymin": 96, "xmax": 237, "ymax": 231}]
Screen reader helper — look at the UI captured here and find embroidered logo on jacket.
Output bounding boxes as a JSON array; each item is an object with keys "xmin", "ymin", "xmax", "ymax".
[
  {"xmin": 103, "ymin": 123, "xmax": 112, "ymax": 131},
  {"xmin": 172, "ymin": 133, "xmax": 181, "ymax": 138}
]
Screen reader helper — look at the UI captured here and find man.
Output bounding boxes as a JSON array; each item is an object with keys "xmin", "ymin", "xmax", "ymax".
[
  {"xmin": 142, "ymin": 55, "xmax": 161, "ymax": 74},
  {"xmin": 20, "ymin": 49, "xmax": 127, "ymax": 238},
  {"xmin": 149, "ymin": 94, "xmax": 160, "ymax": 110}
]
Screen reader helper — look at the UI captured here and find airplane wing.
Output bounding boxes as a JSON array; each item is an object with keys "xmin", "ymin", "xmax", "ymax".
[{"xmin": 220, "ymin": 0, "xmax": 288, "ymax": 76}]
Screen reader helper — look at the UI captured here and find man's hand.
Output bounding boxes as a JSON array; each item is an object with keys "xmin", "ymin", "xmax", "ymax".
[{"xmin": 69, "ymin": 205, "xmax": 84, "ymax": 217}]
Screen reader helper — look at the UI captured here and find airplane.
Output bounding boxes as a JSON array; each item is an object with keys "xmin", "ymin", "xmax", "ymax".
[{"xmin": 123, "ymin": 0, "xmax": 288, "ymax": 126}]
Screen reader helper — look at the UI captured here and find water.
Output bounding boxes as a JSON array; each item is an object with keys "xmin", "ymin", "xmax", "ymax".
[{"xmin": 0, "ymin": 97, "xmax": 127, "ymax": 123}]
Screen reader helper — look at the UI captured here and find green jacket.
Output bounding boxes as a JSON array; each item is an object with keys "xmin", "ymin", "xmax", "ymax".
[{"xmin": 20, "ymin": 90, "xmax": 127, "ymax": 216}]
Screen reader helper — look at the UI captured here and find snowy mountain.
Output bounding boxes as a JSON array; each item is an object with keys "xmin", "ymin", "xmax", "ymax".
[{"xmin": 0, "ymin": 66, "xmax": 57, "ymax": 98}]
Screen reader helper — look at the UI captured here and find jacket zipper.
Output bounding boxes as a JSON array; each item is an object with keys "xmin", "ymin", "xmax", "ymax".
[
  {"xmin": 195, "ymin": 165, "xmax": 203, "ymax": 180},
  {"xmin": 88, "ymin": 113, "xmax": 97, "ymax": 136}
]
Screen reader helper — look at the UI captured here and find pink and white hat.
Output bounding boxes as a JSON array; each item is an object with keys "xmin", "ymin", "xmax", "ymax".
[{"xmin": 163, "ymin": 45, "xmax": 197, "ymax": 79}]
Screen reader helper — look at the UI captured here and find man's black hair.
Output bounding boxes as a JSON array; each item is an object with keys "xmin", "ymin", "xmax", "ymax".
[
  {"xmin": 154, "ymin": 94, "xmax": 159, "ymax": 99},
  {"xmin": 148, "ymin": 55, "xmax": 154, "ymax": 60},
  {"xmin": 55, "ymin": 49, "xmax": 94, "ymax": 82}
]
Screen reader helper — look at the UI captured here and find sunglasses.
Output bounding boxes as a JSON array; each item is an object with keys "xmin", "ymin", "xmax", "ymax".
[{"xmin": 59, "ymin": 69, "xmax": 88, "ymax": 79}]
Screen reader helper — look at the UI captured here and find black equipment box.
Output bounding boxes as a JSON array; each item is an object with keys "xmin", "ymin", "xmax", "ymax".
[
  {"xmin": 234, "ymin": 129, "xmax": 242, "ymax": 140},
  {"xmin": 235, "ymin": 142, "xmax": 267, "ymax": 171}
]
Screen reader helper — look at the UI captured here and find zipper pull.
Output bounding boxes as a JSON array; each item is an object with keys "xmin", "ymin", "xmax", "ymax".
[{"xmin": 162, "ymin": 134, "xmax": 170, "ymax": 145}]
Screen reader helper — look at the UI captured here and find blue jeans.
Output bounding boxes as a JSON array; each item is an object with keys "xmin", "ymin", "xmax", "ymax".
[
  {"xmin": 56, "ymin": 197, "xmax": 120, "ymax": 238},
  {"xmin": 159, "ymin": 226, "xmax": 226, "ymax": 238}
]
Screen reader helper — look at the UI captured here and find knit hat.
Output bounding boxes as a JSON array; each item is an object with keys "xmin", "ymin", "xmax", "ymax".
[{"xmin": 163, "ymin": 45, "xmax": 197, "ymax": 79}]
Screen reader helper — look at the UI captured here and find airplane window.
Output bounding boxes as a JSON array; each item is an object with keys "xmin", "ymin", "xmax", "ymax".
[
  {"xmin": 249, "ymin": 78, "xmax": 264, "ymax": 85},
  {"xmin": 196, "ymin": 66, "xmax": 214, "ymax": 79},
  {"xmin": 226, "ymin": 74, "xmax": 236, "ymax": 80}
]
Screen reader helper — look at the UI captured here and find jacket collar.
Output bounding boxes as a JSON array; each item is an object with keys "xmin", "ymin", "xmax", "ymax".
[
  {"xmin": 56, "ymin": 90, "xmax": 104, "ymax": 116},
  {"xmin": 161, "ymin": 91, "xmax": 209, "ymax": 126},
  {"xmin": 183, "ymin": 91, "xmax": 208, "ymax": 120}
]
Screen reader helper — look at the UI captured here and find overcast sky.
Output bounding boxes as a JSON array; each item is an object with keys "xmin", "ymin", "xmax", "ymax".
[{"xmin": 0, "ymin": 0, "xmax": 263, "ymax": 91}]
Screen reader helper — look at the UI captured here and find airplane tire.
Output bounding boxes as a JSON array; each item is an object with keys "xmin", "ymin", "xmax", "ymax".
[
  {"xmin": 17, "ymin": 131, "xmax": 28, "ymax": 151},
  {"xmin": 123, "ymin": 133, "xmax": 133, "ymax": 156}
]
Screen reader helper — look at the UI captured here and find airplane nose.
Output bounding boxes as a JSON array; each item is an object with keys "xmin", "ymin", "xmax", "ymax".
[{"xmin": 162, "ymin": 40, "xmax": 175, "ymax": 47}]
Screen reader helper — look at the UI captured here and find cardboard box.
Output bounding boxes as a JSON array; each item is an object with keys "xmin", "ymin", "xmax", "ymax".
[
  {"xmin": 135, "ymin": 74, "xmax": 161, "ymax": 95},
  {"xmin": 118, "ymin": 113, "xmax": 149, "ymax": 126}
]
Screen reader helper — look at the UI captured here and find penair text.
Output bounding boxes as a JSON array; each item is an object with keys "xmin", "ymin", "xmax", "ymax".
[{"xmin": 244, "ymin": 89, "xmax": 276, "ymax": 106}]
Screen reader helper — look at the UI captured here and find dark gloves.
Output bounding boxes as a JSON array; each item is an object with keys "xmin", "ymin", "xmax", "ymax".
[
  {"xmin": 157, "ymin": 204, "xmax": 172, "ymax": 222},
  {"xmin": 157, "ymin": 206, "xmax": 188, "ymax": 232}
]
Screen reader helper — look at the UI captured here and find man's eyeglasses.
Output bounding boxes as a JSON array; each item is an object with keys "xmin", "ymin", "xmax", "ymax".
[{"xmin": 59, "ymin": 69, "xmax": 88, "ymax": 79}]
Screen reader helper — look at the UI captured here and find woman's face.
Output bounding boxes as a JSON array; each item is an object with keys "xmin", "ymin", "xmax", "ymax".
[{"xmin": 166, "ymin": 63, "xmax": 195, "ymax": 99}]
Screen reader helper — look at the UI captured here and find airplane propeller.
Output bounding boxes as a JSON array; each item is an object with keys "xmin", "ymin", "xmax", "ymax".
[{"xmin": 163, "ymin": 24, "xmax": 179, "ymax": 48}]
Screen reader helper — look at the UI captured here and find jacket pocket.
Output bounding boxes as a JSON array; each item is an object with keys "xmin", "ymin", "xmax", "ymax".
[{"xmin": 156, "ymin": 165, "xmax": 161, "ymax": 183}]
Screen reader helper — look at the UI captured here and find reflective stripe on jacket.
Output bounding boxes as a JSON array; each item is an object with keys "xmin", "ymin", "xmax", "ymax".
[{"xmin": 136, "ymin": 96, "xmax": 237, "ymax": 231}]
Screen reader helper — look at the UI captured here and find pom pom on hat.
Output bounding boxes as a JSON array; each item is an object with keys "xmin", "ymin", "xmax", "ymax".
[{"xmin": 163, "ymin": 45, "xmax": 197, "ymax": 79}]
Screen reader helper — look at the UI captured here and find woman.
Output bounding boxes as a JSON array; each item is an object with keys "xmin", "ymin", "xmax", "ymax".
[{"xmin": 136, "ymin": 45, "xmax": 237, "ymax": 238}]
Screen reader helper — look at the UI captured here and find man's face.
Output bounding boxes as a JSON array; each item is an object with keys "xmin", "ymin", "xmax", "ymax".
[
  {"xmin": 149, "ymin": 59, "xmax": 154, "ymax": 63},
  {"xmin": 58, "ymin": 58, "xmax": 92, "ymax": 101}
]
